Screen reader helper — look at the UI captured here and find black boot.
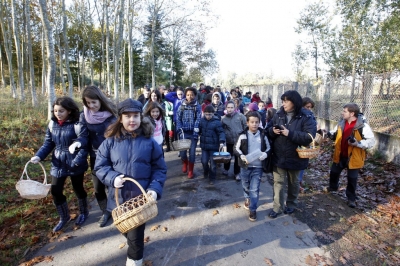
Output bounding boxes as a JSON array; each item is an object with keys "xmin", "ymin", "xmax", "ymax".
[
  {"xmin": 75, "ymin": 198, "xmax": 89, "ymax": 226},
  {"xmin": 98, "ymin": 199, "xmax": 111, "ymax": 227},
  {"xmin": 53, "ymin": 202, "xmax": 71, "ymax": 232}
]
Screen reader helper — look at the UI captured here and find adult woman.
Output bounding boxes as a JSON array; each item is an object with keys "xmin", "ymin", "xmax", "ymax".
[{"xmin": 266, "ymin": 90, "xmax": 316, "ymax": 218}]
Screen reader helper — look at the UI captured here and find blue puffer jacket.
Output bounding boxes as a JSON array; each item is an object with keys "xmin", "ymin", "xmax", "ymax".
[
  {"xmin": 77, "ymin": 113, "xmax": 117, "ymax": 158},
  {"xmin": 94, "ymin": 134, "xmax": 167, "ymax": 212},
  {"xmin": 35, "ymin": 117, "xmax": 89, "ymax": 177},
  {"xmin": 199, "ymin": 116, "xmax": 226, "ymax": 151},
  {"xmin": 266, "ymin": 107, "xmax": 316, "ymax": 170}
]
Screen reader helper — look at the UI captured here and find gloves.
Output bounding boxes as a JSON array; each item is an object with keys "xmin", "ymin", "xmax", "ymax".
[
  {"xmin": 114, "ymin": 175, "xmax": 125, "ymax": 188},
  {"xmin": 193, "ymin": 128, "xmax": 199, "ymax": 133},
  {"xmin": 348, "ymin": 140, "xmax": 360, "ymax": 147},
  {"xmin": 147, "ymin": 190, "xmax": 157, "ymax": 200},
  {"xmin": 259, "ymin": 153, "xmax": 268, "ymax": 161},
  {"xmin": 169, "ymin": 130, "xmax": 174, "ymax": 138},
  {"xmin": 68, "ymin": 142, "xmax": 81, "ymax": 154},
  {"xmin": 30, "ymin": 156, "xmax": 41, "ymax": 164},
  {"xmin": 168, "ymin": 111, "xmax": 173, "ymax": 116},
  {"xmin": 240, "ymin": 155, "xmax": 248, "ymax": 164},
  {"xmin": 219, "ymin": 143, "xmax": 224, "ymax": 149}
]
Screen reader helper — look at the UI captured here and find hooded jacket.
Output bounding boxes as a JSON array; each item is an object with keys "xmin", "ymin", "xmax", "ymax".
[
  {"xmin": 221, "ymin": 112, "xmax": 247, "ymax": 144},
  {"xmin": 199, "ymin": 115, "xmax": 226, "ymax": 151}
]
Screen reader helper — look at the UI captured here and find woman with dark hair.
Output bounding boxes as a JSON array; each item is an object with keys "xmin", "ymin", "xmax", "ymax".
[
  {"xmin": 266, "ymin": 90, "xmax": 316, "ymax": 218},
  {"xmin": 143, "ymin": 89, "xmax": 164, "ymax": 111},
  {"xmin": 30, "ymin": 97, "xmax": 89, "ymax": 232}
]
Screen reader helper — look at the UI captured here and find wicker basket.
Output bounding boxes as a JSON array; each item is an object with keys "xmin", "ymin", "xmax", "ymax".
[
  {"xmin": 212, "ymin": 147, "xmax": 231, "ymax": 163},
  {"xmin": 112, "ymin": 178, "xmax": 158, "ymax": 234},
  {"xmin": 314, "ymin": 132, "xmax": 324, "ymax": 145},
  {"xmin": 16, "ymin": 161, "xmax": 51, "ymax": 200},
  {"xmin": 171, "ymin": 129, "xmax": 191, "ymax": 151},
  {"xmin": 296, "ymin": 133, "xmax": 320, "ymax": 159}
]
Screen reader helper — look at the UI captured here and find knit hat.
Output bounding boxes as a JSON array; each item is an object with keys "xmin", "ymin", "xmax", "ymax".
[
  {"xmin": 118, "ymin": 98, "xmax": 143, "ymax": 115},
  {"xmin": 248, "ymin": 102, "xmax": 259, "ymax": 111},
  {"xmin": 191, "ymin": 83, "xmax": 197, "ymax": 88}
]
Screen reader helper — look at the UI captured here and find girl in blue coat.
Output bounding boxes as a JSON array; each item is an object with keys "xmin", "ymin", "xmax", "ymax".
[
  {"xmin": 30, "ymin": 97, "xmax": 89, "ymax": 232},
  {"xmin": 72, "ymin": 85, "xmax": 117, "ymax": 227},
  {"xmin": 94, "ymin": 98, "xmax": 167, "ymax": 266}
]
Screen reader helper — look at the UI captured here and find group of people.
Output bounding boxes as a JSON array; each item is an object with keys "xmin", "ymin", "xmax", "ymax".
[{"xmin": 29, "ymin": 82, "xmax": 375, "ymax": 266}]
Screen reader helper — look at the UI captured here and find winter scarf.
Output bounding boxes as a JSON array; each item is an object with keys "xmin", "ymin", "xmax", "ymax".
[{"xmin": 84, "ymin": 106, "xmax": 113, "ymax": 124}]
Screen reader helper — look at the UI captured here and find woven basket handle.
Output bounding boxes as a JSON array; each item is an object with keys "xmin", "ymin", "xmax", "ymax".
[
  {"xmin": 20, "ymin": 161, "xmax": 48, "ymax": 185},
  {"xmin": 114, "ymin": 177, "xmax": 151, "ymax": 207},
  {"xmin": 307, "ymin": 133, "xmax": 315, "ymax": 147},
  {"xmin": 178, "ymin": 128, "xmax": 185, "ymax": 139}
]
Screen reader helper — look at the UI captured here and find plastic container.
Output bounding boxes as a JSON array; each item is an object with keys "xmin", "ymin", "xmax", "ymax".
[{"xmin": 245, "ymin": 149, "xmax": 264, "ymax": 164}]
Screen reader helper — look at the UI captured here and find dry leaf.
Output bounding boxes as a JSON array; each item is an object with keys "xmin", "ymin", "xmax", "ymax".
[
  {"xmin": 329, "ymin": 212, "xmax": 336, "ymax": 216},
  {"xmin": 339, "ymin": 256, "xmax": 347, "ymax": 264},
  {"xmin": 43, "ymin": 256, "xmax": 54, "ymax": 262},
  {"xmin": 47, "ymin": 246, "xmax": 56, "ymax": 252},
  {"xmin": 162, "ymin": 227, "xmax": 168, "ymax": 232},
  {"xmin": 317, "ymin": 208, "xmax": 325, "ymax": 212},
  {"xmin": 143, "ymin": 260, "xmax": 153, "ymax": 266},
  {"xmin": 70, "ymin": 213, "xmax": 78, "ymax": 220},
  {"xmin": 312, "ymin": 212, "xmax": 317, "ymax": 217},
  {"xmin": 264, "ymin": 257, "xmax": 273, "ymax": 265},
  {"xmin": 144, "ymin": 236, "xmax": 150, "ymax": 243},
  {"xmin": 233, "ymin": 203, "xmax": 241, "ymax": 208},
  {"xmin": 305, "ymin": 254, "xmax": 317, "ymax": 265},
  {"xmin": 283, "ymin": 221, "xmax": 289, "ymax": 226},
  {"xmin": 150, "ymin": 225, "xmax": 160, "ymax": 231},
  {"xmin": 342, "ymin": 251, "xmax": 351, "ymax": 260},
  {"xmin": 212, "ymin": 210, "xmax": 219, "ymax": 216},
  {"xmin": 58, "ymin": 235, "xmax": 74, "ymax": 242},
  {"xmin": 295, "ymin": 231, "xmax": 304, "ymax": 238},
  {"xmin": 119, "ymin": 243, "xmax": 126, "ymax": 249}
]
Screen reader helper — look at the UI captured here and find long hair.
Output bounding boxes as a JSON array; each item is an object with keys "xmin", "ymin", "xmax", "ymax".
[
  {"xmin": 144, "ymin": 101, "xmax": 165, "ymax": 120},
  {"xmin": 150, "ymin": 90, "xmax": 162, "ymax": 103},
  {"xmin": 280, "ymin": 90, "xmax": 303, "ymax": 114},
  {"xmin": 52, "ymin": 97, "xmax": 80, "ymax": 122},
  {"xmin": 82, "ymin": 85, "xmax": 117, "ymax": 116},
  {"xmin": 105, "ymin": 114, "xmax": 154, "ymax": 139}
]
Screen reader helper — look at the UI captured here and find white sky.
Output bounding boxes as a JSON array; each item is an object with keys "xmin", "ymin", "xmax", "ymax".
[{"xmin": 206, "ymin": 0, "xmax": 312, "ymax": 80}]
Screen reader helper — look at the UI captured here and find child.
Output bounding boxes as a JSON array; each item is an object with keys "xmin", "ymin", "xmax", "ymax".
[
  {"xmin": 30, "ymin": 96, "xmax": 89, "ymax": 232},
  {"xmin": 71, "ymin": 86, "xmax": 117, "ymax": 227},
  {"xmin": 257, "ymin": 101, "xmax": 267, "ymax": 128},
  {"xmin": 234, "ymin": 111, "xmax": 271, "ymax": 222},
  {"xmin": 176, "ymin": 87, "xmax": 202, "ymax": 179},
  {"xmin": 221, "ymin": 101, "xmax": 247, "ymax": 181},
  {"xmin": 94, "ymin": 98, "xmax": 167, "ymax": 266},
  {"xmin": 144, "ymin": 101, "xmax": 167, "ymax": 153},
  {"xmin": 211, "ymin": 92, "xmax": 225, "ymax": 119},
  {"xmin": 199, "ymin": 105, "xmax": 226, "ymax": 185}
]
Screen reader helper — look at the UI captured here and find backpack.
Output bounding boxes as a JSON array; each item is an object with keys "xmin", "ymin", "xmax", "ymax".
[{"xmin": 48, "ymin": 120, "xmax": 81, "ymax": 136}]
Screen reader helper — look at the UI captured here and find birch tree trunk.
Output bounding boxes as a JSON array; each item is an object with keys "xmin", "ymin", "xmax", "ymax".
[
  {"xmin": 105, "ymin": 2, "xmax": 111, "ymax": 95},
  {"xmin": 25, "ymin": 0, "xmax": 37, "ymax": 106},
  {"xmin": 41, "ymin": 30, "xmax": 46, "ymax": 95},
  {"xmin": 0, "ymin": 1, "xmax": 17, "ymax": 98},
  {"xmin": 0, "ymin": 44, "xmax": 5, "ymax": 89},
  {"xmin": 127, "ymin": 0, "xmax": 134, "ymax": 98},
  {"xmin": 57, "ymin": 34, "xmax": 66, "ymax": 94},
  {"xmin": 113, "ymin": 0, "xmax": 125, "ymax": 101},
  {"xmin": 11, "ymin": 0, "xmax": 25, "ymax": 100},
  {"xmin": 62, "ymin": 0, "xmax": 73, "ymax": 97},
  {"xmin": 38, "ymin": 0, "xmax": 56, "ymax": 120}
]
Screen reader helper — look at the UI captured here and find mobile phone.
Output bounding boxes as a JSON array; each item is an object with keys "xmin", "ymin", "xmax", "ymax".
[{"xmin": 273, "ymin": 125, "xmax": 281, "ymax": 130}]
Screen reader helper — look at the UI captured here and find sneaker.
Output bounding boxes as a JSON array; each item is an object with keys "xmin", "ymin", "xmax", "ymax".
[
  {"xmin": 347, "ymin": 200, "xmax": 356, "ymax": 208},
  {"xmin": 244, "ymin": 198, "xmax": 250, "ymax": 210},
  {"xmin": 222, "ymin": 170, "xmax": 228, "ymax": 176},
  {"xmin": 249, "ymin": 211, "xmax": 257, "ymax": 222},
  {"xmin": 235, "ymin": 174, "xmax": 241, "ymax": 181},
  {"xmin": 284, "ymin": 207, "xmax": 295, "ymax": 214},
  {"xmin": 268, "ymin": 210, "xmax": 282, "ymax": 219}
]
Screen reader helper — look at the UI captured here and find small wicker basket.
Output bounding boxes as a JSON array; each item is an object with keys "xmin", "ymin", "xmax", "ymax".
[
  {"xmin": 112, "ymin": 178, "xmax": 158, "ymax": 234},
  {"xmin": 212, "ymin": 147, "xmax": 231, "ymax": 163},
  {"xmin": 296, "ymin": 133, "xmax": 320, "ymax": 159},
  {"xmin": 171, "ymin": 129, "xmax": 191, "ymax": 151},
  {"xmin": 16, "ymin": 161, "xmax": 51, "ymax": 200}
]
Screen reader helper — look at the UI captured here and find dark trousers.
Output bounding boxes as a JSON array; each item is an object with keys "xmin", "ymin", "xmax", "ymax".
[
  {"xmin": 90, "ymin": 156, "xmax": 107, "ymax": 202},
  {"xmin": 224, "ymin": 143, "xmax": 240, "ymax": 175},
  {"xmin": 51, "ymin": 174, "xmax": 87, "ymax": 205},
  {"xmin": 329, "ymin": 156, "xmax": 359, "ymax": 201},
  {"xmin": 125, "ymin": 223, "xmax": 146, "ymax": 260}
]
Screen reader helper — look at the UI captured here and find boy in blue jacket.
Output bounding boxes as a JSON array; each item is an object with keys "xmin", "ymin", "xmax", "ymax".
[{"xmin": 199, "ymin": 105, "xmax": 226, "ymax": 185}]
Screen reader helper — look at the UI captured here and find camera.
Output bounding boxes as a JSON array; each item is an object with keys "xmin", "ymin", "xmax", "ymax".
[{"xmin": 346, "ymin": 136, "xmax": 356, "ymax": 143}]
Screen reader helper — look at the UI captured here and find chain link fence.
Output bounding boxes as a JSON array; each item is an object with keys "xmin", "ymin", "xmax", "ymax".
[{"xmin": 242, "ymin": 72, "xmax": 400, "ymax": 138}]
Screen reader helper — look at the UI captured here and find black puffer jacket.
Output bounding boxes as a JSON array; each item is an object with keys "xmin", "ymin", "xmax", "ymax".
[
  {"xmin": 199, "ymin": 116, "xmax": 226, "ymax": 151},
  {"xmin": 266, "ymin": 107, "xmax": 316, "ymax": 170}
]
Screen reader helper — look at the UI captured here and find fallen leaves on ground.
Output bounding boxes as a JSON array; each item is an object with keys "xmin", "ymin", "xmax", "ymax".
[
  {"xmin": 212, "ymin": 210, "xmax": 219, "ymax": 216},
  {"xmin": 162, "ymin": 227, "xmax": 168, "ymax": 232},
  {"xmin": 150, "ymin": 225, "xmax": 160, "ymax": 231},
  {"xmin": 119, "ymin": 243, "xmax": 126, "ymax": 249},
  {"xmin": 233, "ymin": 203, "xmax": 241, "ymax": 208},
  {"xmin": 19, "ymin": 255, "xmax": 53, "ymax": 266},
  {"xmin": 58, "ymin": 235, "xmax": 74, "ymax": 242},
  {"xmin": 264, "ymin": 257, "xmax": 273, "ymax": 265},
  {"xmin": 144, "ymin": 236, "xmax": 150, "ymax": 243}
]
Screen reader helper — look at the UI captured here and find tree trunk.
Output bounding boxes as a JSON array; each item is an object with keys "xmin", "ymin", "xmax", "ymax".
[
  {"xmin": 25, "ymin": 0, "xmax": 37, "ymax": 106},
  {"xmin": 127, "ymin": 0, "xmax": 134, "ymax": 98},
  {"xmin": 57, "ymin": 34, "xmax": 66, "ymax": 94},
  {"xmin": 113, "ymin": 0, "xmax": 125, "ymax": 101},
  {"xmin": 0, "ymin": 2, "xmax": 17, "ymax": 98},
  {"xmin": 41, "ymin": 29, "xmax": 46, "ymax": 95},
  {"xmin": 80, "ymin": 40, "xmax": 85, "ymax": 91},
  {"xmin": 11, "ymin": 0, "xmax": 25, "ymax": 100},
  {"xmin": 62, "ymin": 0, "xmax": 73, "ymax": 97},
  {"xmin": 38, "ymin": 0, "xmax": 56, "ymax": 120},
  {"xmin": 151, "ymin": 15, "xmax": 156, "ymax": 90},
  {"xmin": 0, "ymin": 43, "xmax": 5, "ymax": 89},
  {"xmin": 351, "ymin": 60, "xmax": 356, "ymax": 102},
  {"xmin": 105, "ymin": 2, "xmax": 111, "ymax": 95},
  {"xmin": 121, "ymin": 40, "xmax": 125, "ymax": 97}
]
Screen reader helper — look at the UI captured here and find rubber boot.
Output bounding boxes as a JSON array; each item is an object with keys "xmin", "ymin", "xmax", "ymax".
[
  {"xmin": 53, "ymin": 202, "xmax": 71, "ymax": 232},
  {"xmin": 98, "ymin": 199, "xmax": 111, "ymax": 227},
  {"xmin": 126, "ymin": 258, "xmax": 143, "ymax": 266},
  {"xmin": 182, "ymin": 159, "xmax": 189, "ymax": 173},
  {"xmin": 75, "ymin": 198, "xmax": 89, "ymax": 226},
  {"xmin": 188, "ymin": 162, "xmax": 195, "ymax": 179}
]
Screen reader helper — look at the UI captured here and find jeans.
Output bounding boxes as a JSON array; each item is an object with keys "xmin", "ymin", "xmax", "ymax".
[
  {"xmin": 224, "ymin": 143, "xmax": 240, "ymax": 175},
  {"xmin": 298, "ymin": 169, "xmax": 304, "ymax": 183},
  {"xmin": 90, "ymin": 156, "xmax": 107, "ymax": 202},
  {"xmin": 272, "ymin": 167, "xmax": 300, "ymax": 212},
  {"xmin": 329, "ymin": 156, "xmax": 359, "ymax": 201},
  {"xmin": 201, "ymin": 150, "xmax": 217, "ymax": 180},
  {"xmin": 51, "ymin": 174, "xmax": 87, "ymax": 205},
  {"xmin": 240, "ymin": 167, "xmax": 263, "ymax": 212},
  {"xmin": 179, "ymin": 131, "xmax": 197, "ymax": 163},
  {"xmin": 125, "ymin": 223, "xmax": 146, "ymax": 260}
]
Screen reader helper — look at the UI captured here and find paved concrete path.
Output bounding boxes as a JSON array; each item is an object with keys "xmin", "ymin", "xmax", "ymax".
[{"xmin": 34, "ymin": 149, "xmax": 331, "ymax": 266}]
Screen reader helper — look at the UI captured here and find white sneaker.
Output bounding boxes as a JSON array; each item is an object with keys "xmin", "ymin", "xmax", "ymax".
[
  {"xmin": 222, "ymin": 170, "xmax": 228, "ymax": 175},
  {"xmin": 235, "ymin": 174, "xmax": 241, "ymax": 181},
  {"xmin": 126, "ymin": 258, "xmax": 142, "ymax": 266}
]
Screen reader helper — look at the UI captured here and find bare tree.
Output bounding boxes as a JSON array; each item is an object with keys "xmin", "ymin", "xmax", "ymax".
[
  {"xmin": 0, "ymin": 43, "xmax": 5, "ymax": 89},
  {"xmin": 25, "ymin": 0, "xmax": 37, "ymax": 105},
  {"xmin": 61, "ymin": 0, "xmax": 73, "ymax": 97},
  {"xmin": 113, "ymin": 0, "xmax": 125, "ymax": 101},
  {"xmin": 38, "ymin": 0, "xmax": 56, "ymax": 119}
]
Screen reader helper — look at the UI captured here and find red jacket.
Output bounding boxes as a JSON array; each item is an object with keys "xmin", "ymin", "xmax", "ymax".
[{"xmin": 251, "ymin": 94, "xmax": 261, "ymax": 103}]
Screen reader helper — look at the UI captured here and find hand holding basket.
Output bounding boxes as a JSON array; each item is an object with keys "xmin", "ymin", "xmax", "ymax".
[
  {"xmin": 16, "ymin": 161, "xmax": 51, "ymax": 199},
  {"xmin": 171, "ymin": 129, "xmax": 191, "ymax": 151},
  {"xmin": 296, "ymin": 133, "xmax": 320, "ymax": 159}
]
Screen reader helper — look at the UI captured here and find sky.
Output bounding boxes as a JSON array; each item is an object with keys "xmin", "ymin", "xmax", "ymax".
[{"xmin": 206, "ymin": 0, "xmax": 311, "ymax": 80}]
